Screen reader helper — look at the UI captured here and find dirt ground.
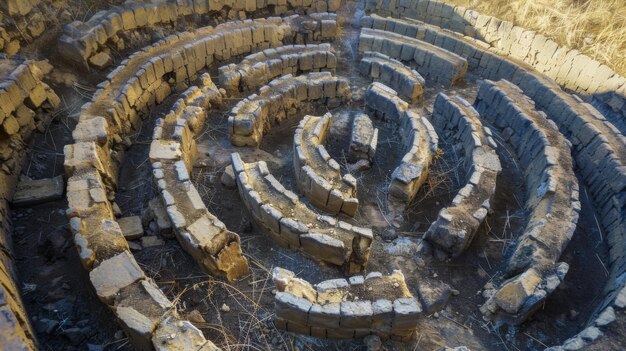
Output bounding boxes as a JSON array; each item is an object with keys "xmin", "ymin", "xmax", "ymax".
[{"xmin": 7, "ymin": 1, "xmax": 617, "ymax": 351}]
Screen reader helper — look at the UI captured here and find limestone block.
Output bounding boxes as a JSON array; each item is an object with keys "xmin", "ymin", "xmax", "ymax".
[
  {"xmin": 118, "ymin": 216, "xmax": 144, "ymax": 240},
  {"xmin": 89, "ymin": 251, "xmax": 146, "ymax": 305},
  {"xmin": 13, "ymin": 175, "xmax": 64, "ymax": 206},
  {"xmin": 494, "ymin": 268, "xmax": 541, "ymax": 314}
]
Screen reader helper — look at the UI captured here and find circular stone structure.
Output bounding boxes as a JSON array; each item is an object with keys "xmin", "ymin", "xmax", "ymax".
[{"xmin": 0, "ymin": 0, "xmax": 625, "ymax": 350}]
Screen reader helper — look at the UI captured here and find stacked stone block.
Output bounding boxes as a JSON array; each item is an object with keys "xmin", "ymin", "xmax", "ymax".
[
  {"xmin": 358, "ymin": 27, "xmax": 467, "ymax": 87},
  {"xmin": 228, "ymin": 72, "xmax": 352, "ymax": 147},
  {"xmin": 348, "ymin": 112, "xmax": 378, "ymax": 163},
  {"xmin": 359, "ymin": 51, "xmax": 424, "ymax": 103},
  {"xmin": 231, "ymin": 153, "xmax": 373, "ymax": 273},
  {"xmin": 474, "ymin": 79, "xmax": 580, "ymax": 324},
  {"xmin": 59, "ymin": 0, "xmax": 340, "ymax": 66},
  {"xmin": 293, "ymin": 113, "xmax": 359, "ymax": 216},
  {"xmin": 0, "ymin": 0, "xmax": 47, "ymax": 55},
  {"xmin": 65, "ymin": 16, "xmax": 338, "ymax": 349},
  {"xmin": 272, "ymin": 267, "xmax": 422, "ymax": 340},
  {"xmin": 0, "ymin": 57, "xmax": 61, "ymax": 350},
  {"xmin": 424, "ymin": 93, "xmax": 501, "ymax": 257},
  {"xmin": 219, "ymin": 43, "xmax": 337, "ymax": 94},
  {"xmin": 363, "ymin": 0, "xmax": 626, "ymax": 137},
  {"xmin": 364, "ymin": 83, "xmax": 438, "ymax": 206},
  {"xmin": 150, "ymin": 75, "xmax": 250, "ymax": 281},
  {"xmin": 0, "ymin": 58, "xmax": 60, "ymax": 200},
  {"xmin": 358, "ymin": 15, "xmax": 626, "ymax": 331}
]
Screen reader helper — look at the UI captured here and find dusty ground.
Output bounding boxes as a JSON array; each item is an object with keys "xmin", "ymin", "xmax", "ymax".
[{"xmin": 7, "ymin": 1, "xmax": 616, "ymax": 351}]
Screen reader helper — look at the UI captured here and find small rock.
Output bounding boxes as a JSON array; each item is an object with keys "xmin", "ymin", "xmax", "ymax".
[
  {"xmin": 221, "ymin": 165, "xmax": 236, "ymax": 188},
  {"xmin": 89, "ymin": 52, "xmax": 112, "ymax": 70},
  {"xmin": 347, "ymin": 159, "xmax": 371, "ymax": 172},
  {"xmin": 141, "ymin": 236, "xmax": 164, "ymax": 248},
  {"xmin": 114, "ymin": 330, "xmax": 124, "ymax": 339},
  {"xmin": 221, "ymin": 303, "xmax": 230, "ymax": 312},
  {"xmin": 117, "ymin": 216, "xmax": 144, "ymax": 240},
  {"xmin": 128, "ymin": 241, "xmax": 142, "ymax": 251},
  {"xmin": 187, "ymin": 310, "xmax": 205, "ymax": 324},
  {"xmin": 364, "ymin": 334, "xmax": 382, "ymax": 351},
  {"xmin": 380, "ymin": 227, "xmax": 398, "ymax": 241}
]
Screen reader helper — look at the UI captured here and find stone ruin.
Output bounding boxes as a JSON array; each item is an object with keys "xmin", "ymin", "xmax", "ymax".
[{"xmin": 0, "ymin": 0, "xmax": 625, "ymax": 350}]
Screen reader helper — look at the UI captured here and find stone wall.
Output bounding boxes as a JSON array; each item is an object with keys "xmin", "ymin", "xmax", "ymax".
[
  {"xmin": 363, "ymin": 0, "xmax": 626, "ymax": 136},
  {"xmin": 59, "ymin": 0, "xmax": 340, "ymax": 67},
  {"xmin": 271, "ymin": 267, "xmax": 422, "ymax": 341},
  {"xmin": 364, "ymin": 82, "xmax": 438, "ymax": 206},
  {"xmin": 219, "ymin": 43, "xmax": 337, "ymax": 94},
  {"xmin": 474, "ymin": 79, "xmax": 580, "ymax": 324},
  {"xmin": 64, "ymin": 16, "xmax": 332, "ymax": 350},
  {"xmin": 359, "ymin": 51, "xmax": 424, "ymax": 103},
  {"xmin": 424, "ymin": 93, "xmax": 501, "ymax": 257},
  {"xmin": 150, "ymin": 75, "xmax": 250, "ymax": 281},
  {"xmin": 0, "ymin": 57, "xmax": 61, "ymax": 350},
  {"xmin": 358, "ymin": 27, "xmax": 467, "ymax": 87},
  {"xmin": 293, "ymin": 113, "xmax": 359, "ymax": 216},
  {"xmin": 228, "ymin": 71, "xmax": 351, "ymax": 147},
  {"xmin": 357, "ymin": 13, "xmax": 626, "ymax": 341},
  {"xmin": 232, "ymin": 153, "xmax": 373, "ymax": 273},
  {"xmin": 0, "ymin": 0, "xmax": 47, "ymax": 55}
]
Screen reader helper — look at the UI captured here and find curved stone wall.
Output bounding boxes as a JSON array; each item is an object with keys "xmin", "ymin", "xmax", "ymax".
[
  {"xmin": 0, "ymin": 0, "xmax": 47, "ymax": 55},
  {"xmin": 271, "ymin": 267, "xmax": 422, "ymax": 341},
  {"xmin": 59, "ymin": 0, "xmax": 340, "ymax": 67},
  {"xmin": 219, "ymin": 43, "xmax": 337, "ymax": 94},
  {"xmin": 293, "ymin": 113, "xmax": 359, "ymax": 216},
  {"xmin": 63, "ymin": 14, "xmax": 338, "ymax": 350},
  {"xmin": 359, "ymin": 51, "xmax": 424, "ymax": 103},
  {"xmin": 150, "ymin": 76, "xmax": 250, "ymax": 281},
  {"xmin": 363, "ymin": 0, "xmax": 626, "ymax": 136},
  {"xmin": 355, "ymin": 10, "xmax": 626, "ymax": 346},
  {"xmin": 232, "ymin": 152, "xmax": 373, "ymax": 273},
  {"xmin": 424, "ymin": 92, "xmax": 501, "ymax": 257},
  {"xmin": 474, "ymin": 79, "xmax": 580, "ymax": 324},
  {"xmin": 228, "ymin": 71, "xmax": 351, "ymax": 146},
  {"xmin": 0, "ymin": 56, "xmax": 61, "ymax": 350}
]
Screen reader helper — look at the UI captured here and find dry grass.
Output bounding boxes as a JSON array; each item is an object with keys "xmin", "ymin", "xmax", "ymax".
[{"xmin": 446, "ymin": 0, "xmax": 626, "ymax": 76}]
